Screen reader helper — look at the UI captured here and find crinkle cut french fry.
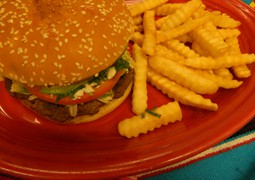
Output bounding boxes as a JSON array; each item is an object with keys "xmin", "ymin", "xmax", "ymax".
[
  {"xmin": 164, "ymin": 39, "xmax": 200, "ymax": 58},
  {"xmin": 160, "ymin": 0, "xmax": 203, "ymax": 31},
  {"xmin": 226, "ymin": 37, "xmax": 251, "ymax": 78},
  {"xmin": 147, "ymin": 67, "xmax": 218, "ymax": 111},
  {"xmin": 118, "ymin": 101, "xmax": 182, "ymax": 138},
  {"xmin": 132, "ymin": 44, "xmax": 148, "ymax": 115},
  {"xmin": 190, "ymin": 25, "xmax": 229, "ymax": 57},
  {"xmin": 195, "ymin": 69, "xmax": 242, "ymax": 89},
  {"xmin": 218, "ymin": 29, "xmax": 241, "ymax": 40},
  {"xmin": 213, "ymin": 68, "xmax": 233, "ymax": 79},
  {"xmin": 133, "ymin": 25, "xmax": 143, "ymax": 32},
  {"xmin": 211, "ymin": 13, "xmax": 241, "ymax": 28},
  {"xmin": 231, "ymin": 65, "xmax": 251, "ymax": 78},
  {"xmin": 181, "ymin": 54, "xmax": 255, "ymax": 69},
  {"xmin": 191, "ymin": 41, "xmax": 211, "ymax": 57},
  {"xmin": 149, "ymin": 56, "xmax": 219, "ymax": 94},
  {"xmin": 157, "ymin": 15, "xmax": 212, "ymax": 43},
  {"xmin": 131, "ymin": 32, "xmax": 144, "ymax": 46},
  {"xmin": 155, "ymin": 3, "xmax": 183, "ymax": 16},
  {"xmin": 128, "ymin": 0, "xmax": 168, "ymax": 17},
  {"xmin": 133, "ymin": 15, "xmax": 143, "ymax": 26},
  {"xmin": 155, "ymin": 45, "xmax": 185, "ymax": 62},
  {"xmin": 176, "ymin": 34, "xmax": 193, "ymax": 43},
  {"xmin": 142, "ymin": 10, "xmax": 156, "ymax": 56}
]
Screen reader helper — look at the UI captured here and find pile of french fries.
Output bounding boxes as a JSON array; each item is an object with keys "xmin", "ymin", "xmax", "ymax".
[{"xmin": 118, "ymin": 0, "xmax": 255, "ymax": 138}]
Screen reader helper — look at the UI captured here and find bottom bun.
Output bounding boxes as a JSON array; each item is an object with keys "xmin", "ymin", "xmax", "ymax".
[{"xmin": 67, "ymin": 82, "xmax": 133, "ymax": 124}]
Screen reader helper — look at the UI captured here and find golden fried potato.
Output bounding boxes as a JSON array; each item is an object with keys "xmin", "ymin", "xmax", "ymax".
[
  {"xmin": 211, "ymin": 13, "xmax": 241, "ymax": 28},
  {"xmin": 118, "ymin": 101, "xmax": 182, "ymax": 138},
  {"xmin": 218, "ymin": 29, "xmax": 241, "ymax": 39},
  {"xmin": 181, "ymin": 54, "xmax": 255, "ymax": 69},
  {"xmin": 157, "ymin": 15, "xmax": 211, "ymax": 43},
  {"xmin": 195, "ymin": 69, "xmax": 242, "ymax": 89},
  {"xmin": 190, "ymin": 25, "xmax": 229, "ymax": 57},
  {"xmin": 128, "ymin": 0, "xmax": 168, "ymax": 17},
  {"xmin": 133, "ymin": 15, "xmax": 143, "ymax": 26},
  {"xmin": 142, "ymin": 10, "xmax": 156, "ymax": 56},
  {"xmin": 155, "ymin": 3, "xmax": 183, "ymax": 16},
  {"xmin": 213, "ymin": 68, "xmax": 233, "ymax": 79},
  {"xmin": 155, "ymin": 44, "xmax": 185, "ymax": 62},
  {"xmin": 132, "ymin": 44, "xmax": 148, "ymax": 115},
  {"xmin": 149, "ymin": 56, "xmax": 219, "ymax": 94},
  {"xmin": 226, "ymin": 37, "xmax": 251, "ymax": 78},
  {"xmin": 159, "ymin": 0, "xmax": 203, "ymax": 31},
  {"xmin": 131, "ymin": 31, "xmax": 144, "ymax": 46},
  {"xmin": 147, "ymin": 67, "xmax": 218, "ymax": 111},
  {"xmin": 164, "ymin": 39, "xmax": 200, "ymax": 58}
]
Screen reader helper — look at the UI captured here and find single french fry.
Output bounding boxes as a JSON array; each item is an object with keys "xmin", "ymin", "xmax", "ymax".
[
  {"xmin": 181, "ymin": 54, "xmax": 255, "ymax": 69},
  {"xmin": 133, "ymin": 25, "xmax": 143, "ymax": 32},
  {"xmin": 132, "ymin": 44, "xmax": 148, "ymax": 115},
  {"xmin": 155, "ymin": 3, "xmax": 183, "ymax": 16},
  {"xmin": 213, "ymin": 68, "xmax": 233, "ymax": 79},
  {"xmin": 128, "ymin": 0, "xmax": 168, "ymax": 17},
  {"xmin": 142, "ymin": 10, "xmax": 156, "ymax": 56},
  {"xmin": 159, "ymin": 0, "xmax": 203, "ymax": 31},
  {"xmin": 231, "ymin": 65, "xmax": 251, "ymax": 78},
  {"xmin": 226, "ymin": 37, "xmax": 251, "ymax": 78},
  {"xmin": 218, "ymin": 29, "xmax": 241, "ymax": 40},
  {"xmin": 211, "ymin": 13, "xmax": 241, "ymax": 28},
  {"xmin": 176, "ymin": 34, "xmax": 193, "ymax": 43},
  {"xmin": 133, "ymin": 15, "xmax": 143, "ymax": 26},
  {"xmin": 147, "ymin": 67, "xmax": 218, "ymax": 111},
  {"xmin": 0, "ymin": 73, "xmax": 3, "ymax": 81},
  {"xmin": 131, "ymin": 31, "xmax": 144, "ymax": 46},
  {"xmin": 155, "ymin": 45, "xmax": 185, "ymax": 62},
  {"xmin": 157, "ymin": 15, "xmax": 211, "ymax": 43},
  {"xmin": 118, "ymin": 101, "xmax": 182, "ymax": 138},
  {"xmin": 191, "ymin": 41, "xmax": 211, "ymax": 57},
  {"xmin": 149, "ymin": 56, "xmax": 219, "ymax": 94},
  {"xmin": 190, "ymin": 25, "xmax": 230, "ymax": 57},
  {"xmin": 164, "ymin": 39, "xmax": 200, "ymax": 58},
  {"xmin": 155, "ymin": 16, "xmax": 168, "ymax": 29},
  {"xmin": 195, "ymin": 69, "xmax": 243, "ymax": 89}
]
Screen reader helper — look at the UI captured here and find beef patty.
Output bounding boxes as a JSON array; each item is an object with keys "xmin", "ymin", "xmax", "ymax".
[{"xmin": 5, "ymin": 70, "xmax": 133, "ymax": 123}]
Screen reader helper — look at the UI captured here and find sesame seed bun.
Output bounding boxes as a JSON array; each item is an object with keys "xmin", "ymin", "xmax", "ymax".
[{"xmin": 0, "ymin": 0, "xmax": 133, "ymax": 86}]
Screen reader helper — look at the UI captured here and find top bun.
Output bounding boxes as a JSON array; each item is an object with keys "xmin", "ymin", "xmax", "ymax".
[{"xmin": 0, "ymin": 0, "xmax": 133, "ymax": 86}]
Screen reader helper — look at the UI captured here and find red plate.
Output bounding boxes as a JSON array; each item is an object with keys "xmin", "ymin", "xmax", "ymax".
[{"xmin": 1, "ymin": 0, "xmax": 255, "ymax": 179}]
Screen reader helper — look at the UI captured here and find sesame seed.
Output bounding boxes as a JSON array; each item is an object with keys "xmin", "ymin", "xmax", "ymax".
[
  {"xmin": 77, "ymin": 50, "xmax": 83, "ymax": 54},
  {"xmin": 65, "ymin": 29, "xmax": 70, "ymax": 33},
  {"xmin": 9, "ymin": 50, "xmax": 15, "ymax": 54},
  {"xmin": 64, "ymin": 38, "xmax": 69, "ymax": 43},
  {"xmin": 43, "ymin": 54, "xmax": 47, "ymax": 59},
  {"xmin": 23, "ymin": 55, "xmax": 29, "ymax": 60},
  {"xmin": 55, "ymin": 47, "xmax": 60, "ymax": 51},
  {"xmin": 58, "ymin": 41, "xmax": 63, "ymax": 47},
  {"xmin": 31, "ymin": 62, "xmax": 36, "ymax": 67}
]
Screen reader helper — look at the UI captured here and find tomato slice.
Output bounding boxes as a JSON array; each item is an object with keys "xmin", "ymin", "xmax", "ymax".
[{"xmin": 25, "ymin": 71, "xmax": 123, "ymax": 105}]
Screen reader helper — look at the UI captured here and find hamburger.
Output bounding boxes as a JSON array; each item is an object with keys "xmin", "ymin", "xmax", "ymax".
[{"xmin": 0, "ymin": 0, "xmax": 134, "ymax": 123}]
